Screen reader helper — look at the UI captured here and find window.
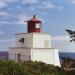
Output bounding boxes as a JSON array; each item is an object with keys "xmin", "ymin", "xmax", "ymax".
[
  {"xmin": 36, "ymin": 24, "xmax": 40, "ymax": 28},
  {"xmin": 44, "ymin": 40, "xmax": 49, "ymax": 48},
  {"xmin": 19, "ymin": 38, "xmax": 24, "ymax": 43}
]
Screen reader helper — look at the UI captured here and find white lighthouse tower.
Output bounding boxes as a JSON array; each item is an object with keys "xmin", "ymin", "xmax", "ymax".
[{"xmin": 9, "ymin": 15, "xmax": 61, "ymax": 67}]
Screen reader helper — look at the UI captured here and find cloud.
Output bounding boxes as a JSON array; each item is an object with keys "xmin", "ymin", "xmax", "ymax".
[
  {"xmin": 0, "ymin": 39, "xmax": 15, "ymax": 42},
  {"xmin": 0, "ymin": 21, "xmax": 24, "ymax": 25},
  {"xmin": 29, "ymin": 6, "xmax": 35, "ymax": 10},
  {"xmin": 18, "ymin": 14, "xmax": 29, "ymax": 24},
  {"xmin": 0, "ymin": 12, "xmax": 28, "ymax": 28},
  {"xmin": 1, "ymin": 0, "xmax": 17, "ymax": 3},
  {"xmin": 41, "ymin": 12, "xmax": 47, "ymax": 15},
  {"xmin": 71, "ymin": 0, "xmax": 75, "ymax": 3},
  {"xmin": 4, "ymin": 0, "xmax": 16, "ymax": 2},
  {"xmin": 58, "ymin": 6, "xmax": 63, "ymax": 10},
  {"xmin": 22, "ymin": 0, "xmax": 38, "ymax": 4},
  {"xmin": 39, "ymin": 1, "xmax": 63, "ymax": 10},
  {"xmin": 0, "ymin": 14, "xmax": 29, "ymax": 26},
  {"xmin": 69, "ymin": 0, "xmax": 75, "ymax": 4},
  {"xmin": 0, "ymin": 0, "xmax": 17, "ymax": 8},
  {"xmin": 52, "ymin": 35, "xmax": 75, "ymax": 52},
  {"xmin": 42, "ymin": 2, "xmax": 56, "ymax": 9},
  {"xmin": 0, "ymin": 38, "xmax": 15, "ymax": 51},
  {"xmin": 0, "ymin": 32, "xmax": 4, "ymax": 35},
  {"xmin": 0, "ymin": 11, "xmax": 9, "ymax": 16},
  {"xmin": 52, "ymin": 35, "xmax": 70, "ymax": 41},
  {"xmin": 0, "ymin": 1, "xmax": 7, "ymax": 8}
]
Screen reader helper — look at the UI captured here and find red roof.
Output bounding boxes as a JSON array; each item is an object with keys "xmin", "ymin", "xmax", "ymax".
[{"xmin": 28, "ymin": 15, "xmax": 41, "ymax": 22}]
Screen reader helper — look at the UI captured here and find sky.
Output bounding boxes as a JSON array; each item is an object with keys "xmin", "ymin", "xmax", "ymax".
[{"xmin": 0, "ymin": 0, "xmax": 75, "ymax": 52}]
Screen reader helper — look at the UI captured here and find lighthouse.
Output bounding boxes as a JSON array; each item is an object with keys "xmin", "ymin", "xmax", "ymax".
[
  {"xmin": 9, "ymin": 15, "xmax": 61, "ymax": 67},
  {"xmin": 27, "ymin": 15, "xmax": 42, "ymax": 33}
]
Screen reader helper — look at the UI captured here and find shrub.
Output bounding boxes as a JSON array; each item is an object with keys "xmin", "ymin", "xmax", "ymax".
[{"xmin": 0, "ymin": 60, "xmax": 73, "ymax": 75}]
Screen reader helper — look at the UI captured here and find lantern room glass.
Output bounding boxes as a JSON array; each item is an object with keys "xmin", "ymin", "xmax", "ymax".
[{"xmin": 36, "ymin": 24, "xmax": 40, "ymax": 28}]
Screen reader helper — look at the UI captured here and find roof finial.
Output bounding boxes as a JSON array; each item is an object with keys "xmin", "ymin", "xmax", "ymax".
[{"xmin": 33, "ymin": 15, "xmax": 36, "ymax": 19}]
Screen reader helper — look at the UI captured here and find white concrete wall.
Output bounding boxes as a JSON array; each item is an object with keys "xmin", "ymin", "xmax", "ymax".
[
  {"xmin": 31, "ymin": 48, "xmax": 60, "ymax": 66},
  {"xmin": 54, "ymin": 49, "xmax": 61, "ymax": 67},
  {"xmin": 9, "ymin": 47, "xmax": 31, "ymax": 62},
  {"xmin": 15, "ymin": 33, "xmax": 33, "ymax": 48},
  {"xmin": 15, "ymin": 33, "xmax": 51, "ymax": 48},
  {"xmin": 33, "ymin": 33, "xmax": 51, "ymax": 48},
  {"xmin": 9, "ymin": 47, "xmax": 60, "ymax": 67}
]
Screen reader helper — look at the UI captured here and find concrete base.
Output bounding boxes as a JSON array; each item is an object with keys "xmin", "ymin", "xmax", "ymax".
[{"xmin": 9, "ymin": 47, "xmax": 61, "ymax": 67}]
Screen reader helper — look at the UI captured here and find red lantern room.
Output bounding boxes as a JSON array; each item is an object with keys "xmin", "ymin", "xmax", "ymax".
[{"xmin": 27, "ymin": 15, "xmax": 42, "ymax": 33}]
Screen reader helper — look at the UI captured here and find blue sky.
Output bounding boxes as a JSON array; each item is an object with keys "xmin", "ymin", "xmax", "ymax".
[{"xmin": 0, "ymin": 0, "xmax": 75, "ymax": 52}]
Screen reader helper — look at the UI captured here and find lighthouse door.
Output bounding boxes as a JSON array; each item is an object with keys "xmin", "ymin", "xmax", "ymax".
[{"xmin": 17, "ymin": 54, "xmax": 20, "ymax": 62}]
